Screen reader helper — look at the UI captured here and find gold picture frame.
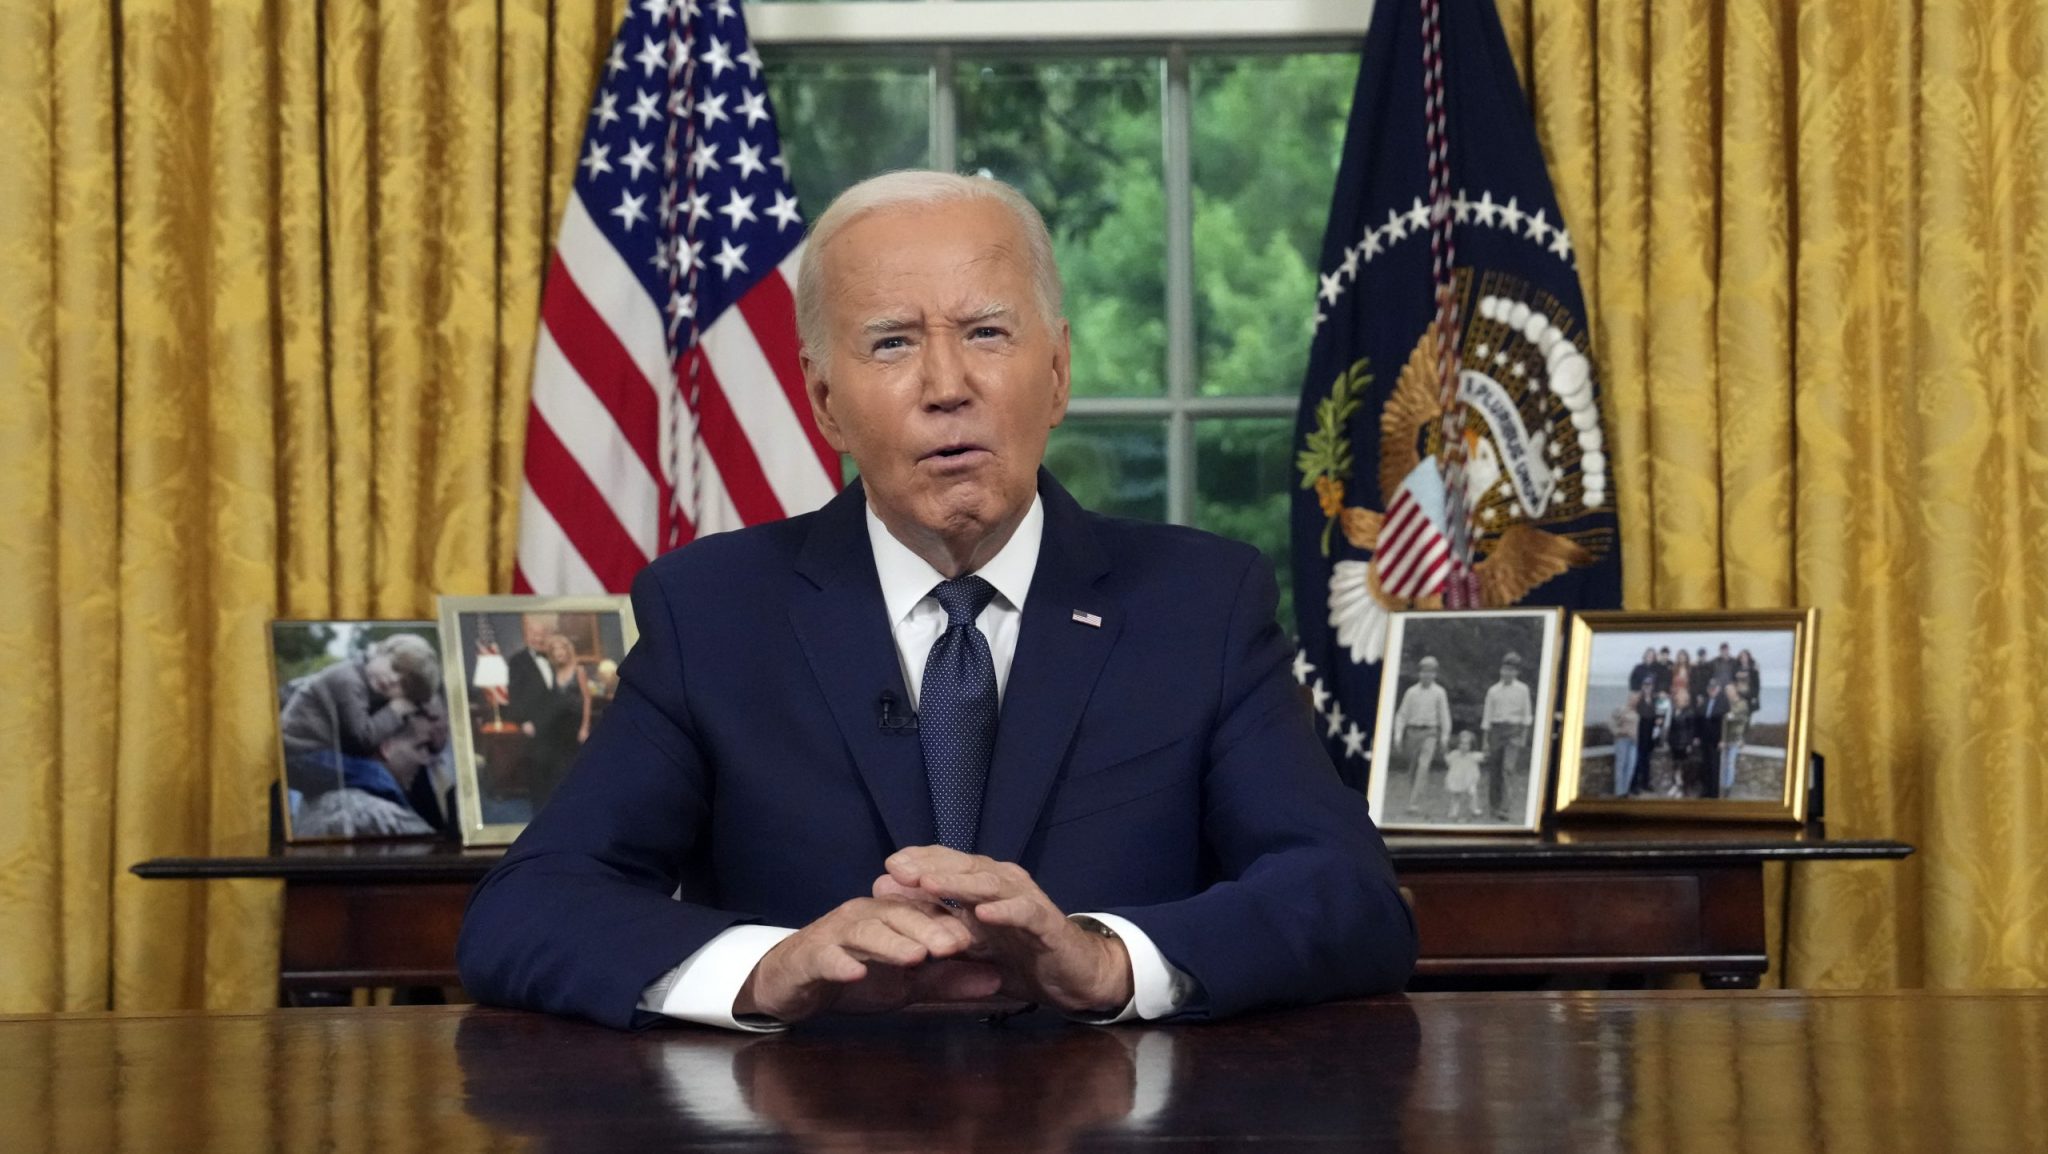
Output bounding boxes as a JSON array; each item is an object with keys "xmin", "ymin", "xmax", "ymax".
[
  {"xmin": 1555, "ymin": 609, "xmax": 1819, "ymax": 823},
  {"xmin": 1367, "ymin": 607, "xmax": 1564, "ymax": 833},
  {"xmin": 268, "ymin": 619, "xmax": 451, "ymax": 843},
  {"xmin": 439, "ymin": 594, "xmax": 639, "ymax": 847}
]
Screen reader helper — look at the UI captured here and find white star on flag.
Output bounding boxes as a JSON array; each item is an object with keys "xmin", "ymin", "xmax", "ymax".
[
  {"xmin": 737, "ymin": 90, "xmax": 769, "ymax": 128},
  {"xmin": 696, "ymin": 91, "xmax": 729, "ymax": 127},
  {"xmin": 730, "ymin": 138, "xmax": 766, "ymax": 180},
  {"xmin": 628, "ymin": 89, "xmax": 661, "ymax": 128},
  {"xmin": 700, "ymin": 36, "xmax": 734, "ymax": 78},
  {"xmin": 711, "ymin": 238, "xmax": 749, "ymax": 279},
  {"xmin": 620, "ymin": 139, "xmax": 656, "ymax": 181},
  {"xmin": 635, "ymin": 34, "xmax": 667, "ymax": 76},
  {"xmin": 689, "ymin": 139, "xmax": 720, "ymax": 176},
  {"xmin": 717, "ymin": 189, "xmax": 757, "ymax": 229},
  {"xmin": 610, "ymin": 190, "xmax": 647, "ymax": 231}
]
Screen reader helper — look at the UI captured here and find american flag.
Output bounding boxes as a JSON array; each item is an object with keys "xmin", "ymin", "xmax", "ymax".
[
  {"xmin": 515, "ymin": 0, "xmax": 840, "ymax": 594},
  {"xmin": 1374, "ymin": 462, "xmax": 1450, "ymax": 601}
]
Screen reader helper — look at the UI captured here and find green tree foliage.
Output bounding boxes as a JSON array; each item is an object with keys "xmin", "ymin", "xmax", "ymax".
[
  {"xmin": 766, "ymin": 60, "xmax": 931, "ymax": 219},
  {"xmin": 957, "ymin": 57, "xmax": 1168, "ymax": 400},
  {"xmin": 273, "ymin": 623, "xmax": 338, "ymax": 686}
]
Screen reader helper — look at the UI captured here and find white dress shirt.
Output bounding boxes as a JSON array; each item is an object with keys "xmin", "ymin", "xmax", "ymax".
[
  {"xmin": 638, "ymin": 496, "xmax": 1191, "ymax": 1030},
  {"xmin": 523, "ymin": 648, "xmax": 554, "ymax": 689}
]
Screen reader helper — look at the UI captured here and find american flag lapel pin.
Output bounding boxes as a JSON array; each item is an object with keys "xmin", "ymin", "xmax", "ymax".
[{"xmin": 1071, "ymin": 609, "xmax": 1103, "ymax": 628}]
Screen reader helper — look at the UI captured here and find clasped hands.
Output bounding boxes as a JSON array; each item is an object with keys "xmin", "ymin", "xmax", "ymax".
[{"xmin": 733, "ymin": 846, "xmax": 1133, "ymax": 1023}]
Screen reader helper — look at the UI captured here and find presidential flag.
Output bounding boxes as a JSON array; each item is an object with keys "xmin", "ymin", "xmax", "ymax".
[
  {"xmin": 1292, "ymin": 0, "xmax": 1622, "ymax": 789},
  {"xmin": 516, "ymin": 0, "xmax": 840, "ymax": 595}
]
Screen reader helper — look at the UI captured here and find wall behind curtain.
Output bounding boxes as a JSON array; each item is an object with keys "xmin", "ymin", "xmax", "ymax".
[
  {"xmin": 0, "ymin": 0, "xmax": 626, "ymax": 1012},
  {"xmin": 1495, "ymin": 0, "xmax": 2047, "ymax": 989}
]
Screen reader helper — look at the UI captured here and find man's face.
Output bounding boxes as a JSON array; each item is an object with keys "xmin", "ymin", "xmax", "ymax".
[
  {"xmin": 802, "ymin": 198, "xmax": 1071, "ymax": 555},
  {"xmin": 1418, "ymin": 666, "xmax": 1436, "ymax": 685},
  {"xmin": 1500, "ymin": 666, "xmax": 1518, "ymax": 683},
  {"xmin": 521, "ymin": 615, "xmax": 555, "ymax": 651}
]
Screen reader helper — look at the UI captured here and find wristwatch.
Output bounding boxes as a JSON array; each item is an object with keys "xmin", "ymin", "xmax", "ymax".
[{"xmin": 1068, "ymin": 914, "xmax": 1119, "ymax": 941}]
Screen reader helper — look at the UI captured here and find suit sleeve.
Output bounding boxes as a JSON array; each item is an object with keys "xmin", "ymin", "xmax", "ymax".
[
  {"xmin": 457, "ymin": 568, "xmax": 755, "ymax": 1030},
  {"xmin": 1102, "ymin": 551, "xmax": 1418, "ymax": 1019}
]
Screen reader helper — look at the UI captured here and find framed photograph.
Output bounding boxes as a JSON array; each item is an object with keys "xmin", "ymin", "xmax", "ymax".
[
  {"xmin": 270, "ymin": 620, "xmax": 454, "ymax": 843},
  {"xmin": 439, "ymin": 595, "xmax": 639, "ymax": 846},
  {"xmin": 1367, "ymin": 608, "xmax": 1564, "ymax": 833},
  {"xmin": 1555, "ymin": 609, "xmax": 1819, "ymax": 822}
]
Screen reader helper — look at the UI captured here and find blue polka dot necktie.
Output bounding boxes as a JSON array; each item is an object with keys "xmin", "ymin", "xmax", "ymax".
[{"xmin": 919, "ymin": 575, "xmax": 999, "ymax": 853}]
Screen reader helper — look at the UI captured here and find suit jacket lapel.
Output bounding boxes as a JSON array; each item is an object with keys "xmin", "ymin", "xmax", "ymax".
[
  {"xmin": 976, "ymin": 473, "xmax": 1120, "ymax": 864},
  {"xmin": 788, "ymin": 479, "xmax": 936, "ymax": 851}
]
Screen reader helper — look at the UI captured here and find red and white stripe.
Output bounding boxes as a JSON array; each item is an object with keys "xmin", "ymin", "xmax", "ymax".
[
  {"xmin": 515, "ymin": 211, "xmax": 836, "ymax": 595},
  {"xmin": 1374, "ymin": 484, "xmax": 1451, "ymax": 601}
]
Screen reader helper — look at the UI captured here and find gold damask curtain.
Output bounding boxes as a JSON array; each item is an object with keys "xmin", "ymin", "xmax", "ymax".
[
  {"xmin": 1496, "ymin": 0, "xmax": 2047, "ymax": 988},
  {"xmin": 0, "ymin": 0, "xmax": 627, "ymax": 1013}
]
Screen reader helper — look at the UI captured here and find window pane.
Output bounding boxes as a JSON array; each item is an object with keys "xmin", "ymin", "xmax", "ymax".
[
  {"xmin": 1190, "ymin": 53, "xmax": 1356, "ymax": 398},
  {"xmin": 957, "ymin": 57, "xmax": 1166, "ymax": 399},
  {"xmin": 763, "ymin": 56, "xmax": 932, "ymax": 217},
  {"xmin": 1194, "ymin": 417, "xmax": 1295, "ymax": 627},
  {"xmin": 1045, "ymin": 419, "xmax": 1166, "ymax": 521}
]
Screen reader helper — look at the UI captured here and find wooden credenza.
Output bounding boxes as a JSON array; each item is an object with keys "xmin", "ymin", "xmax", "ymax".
[{"xmin": 132, "ymin": 827, "xmax": 1910, "ymax": 1000}]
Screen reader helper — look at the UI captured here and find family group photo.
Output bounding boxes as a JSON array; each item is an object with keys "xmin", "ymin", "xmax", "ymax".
[
  {"xmin": 1562, "ymin": 615, "xmax": 1814, "ymax": 814},
  {"xmin": 1367, "ymin": 609, "xmax": 1562, "ymax": 833}
]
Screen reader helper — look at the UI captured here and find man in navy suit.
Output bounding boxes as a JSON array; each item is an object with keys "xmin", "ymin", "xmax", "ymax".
[{"xmin": 458, "ymin": 171, "xmax": 1417, "ymax": 1031}]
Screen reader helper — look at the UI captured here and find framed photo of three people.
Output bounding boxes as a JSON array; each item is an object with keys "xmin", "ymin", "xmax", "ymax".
[{"xmin": 1368, "ymin": 608, "xmax": 1564, "ymax": 833}]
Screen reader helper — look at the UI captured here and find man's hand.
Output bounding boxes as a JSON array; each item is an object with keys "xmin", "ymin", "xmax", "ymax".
[
  {"xmin": 877, "ymin": 846, "xmax": 1134, "ymax": 1015},
  {"xmin": 733, "ymin": 898, "xmax": 1002, "ymax": 1023}
]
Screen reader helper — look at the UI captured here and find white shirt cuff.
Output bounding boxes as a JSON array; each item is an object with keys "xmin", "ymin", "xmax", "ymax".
[
  {"xmin": 1068, "ymin": 912, "xmax": 1193, "ymax": 1024},
  {"xmin": 637, "ymin": 924, "xmax": 797, "ymax": 1032}
]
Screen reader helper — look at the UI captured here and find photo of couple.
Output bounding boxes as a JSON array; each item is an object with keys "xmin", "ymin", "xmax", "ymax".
[{"xmin": 441, "ymin": 596, "xmax": 636, "ymax": 844}]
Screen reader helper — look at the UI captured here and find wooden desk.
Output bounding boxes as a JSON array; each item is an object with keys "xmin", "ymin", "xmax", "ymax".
[
  {"xmin": 5, "ymin": 992, "xmax": 2040, "ymax": 1152},
  {"xmin": 132, "ymin": 828, "xmax": 1909, "ymax": 998}
]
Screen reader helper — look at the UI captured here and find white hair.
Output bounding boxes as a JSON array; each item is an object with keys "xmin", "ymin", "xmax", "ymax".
[{"xmin": 795, "ymin": 170, "xmax": 1064, "ymax": 357}]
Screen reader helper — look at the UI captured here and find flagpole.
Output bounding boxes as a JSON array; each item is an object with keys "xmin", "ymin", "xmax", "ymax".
[{"xmin": 1419, "ymin": 0, "xmax": 1479, "ymax": 608}]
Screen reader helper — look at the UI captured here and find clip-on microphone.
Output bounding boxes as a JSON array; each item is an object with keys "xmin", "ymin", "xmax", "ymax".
[{"xmin": 876, "ymin": 690, "xmax": 918, "ymax": 735}]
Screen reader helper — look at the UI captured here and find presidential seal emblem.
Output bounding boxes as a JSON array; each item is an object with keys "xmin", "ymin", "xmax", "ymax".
[{"xmin": 1299, "ymin": 272, "xmax": 1613, "ymax": 669}]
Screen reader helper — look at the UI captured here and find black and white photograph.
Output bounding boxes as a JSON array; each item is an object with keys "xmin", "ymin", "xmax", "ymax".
[
  {"xmin": 1556, "ymin": 609, "xmax": 1818, "ymax": 822},
  {"xmin": 270, "ymin": 620, "xmax": 453, "ymax": 843},
  {"xmin": 1367, "ymin": 608, "xmax": 1563, "ymax": 833},
  {"xmin": 439, "ymin": 595, "xmax": 637, "ymax": 846}
]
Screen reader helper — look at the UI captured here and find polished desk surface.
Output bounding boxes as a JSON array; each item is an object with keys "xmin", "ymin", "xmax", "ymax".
[
  {"xmin": 130, "ymin": 824, "xmax": 1912, "ymax": 880},
  {"xmin": 3, "ymin": 991, "xmax": 2039, "ymax": 1153}
]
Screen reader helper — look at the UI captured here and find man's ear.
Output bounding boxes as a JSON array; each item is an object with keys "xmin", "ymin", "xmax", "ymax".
[
  {"xmin": 802, "ymin": 349, "xmax": 848, "ymax": 451},
  {"xmin": 1048, "ymin": 318, "xmax": 1072, "ymax": 429}
]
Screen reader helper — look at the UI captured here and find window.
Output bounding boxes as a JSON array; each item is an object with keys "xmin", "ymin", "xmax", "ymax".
[{"xmin": 756, "ymin": 2, "xmax": 1367, "ymax": 623}]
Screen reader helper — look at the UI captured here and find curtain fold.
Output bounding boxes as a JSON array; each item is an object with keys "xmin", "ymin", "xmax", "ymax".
[{"xmin": 1501, "ymin": 0, "xmax": 2048, "ymax": 989}]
